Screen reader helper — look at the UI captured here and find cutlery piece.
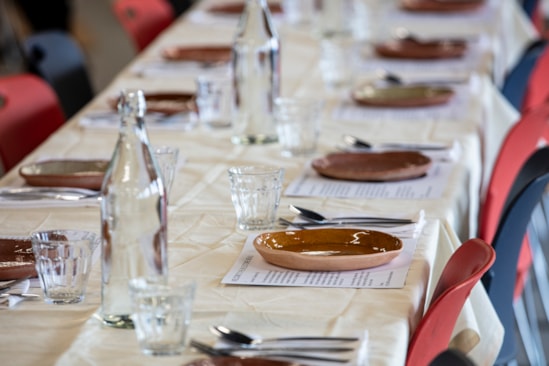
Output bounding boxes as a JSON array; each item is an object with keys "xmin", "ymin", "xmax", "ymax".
[
  {"xmin": 0, "ymin": 187, "xmax": 100, "ymax": 201},
  {"xmin": 289, "ymin": 205, "xmax": 413, "ymax": 224},
  {"xmin": 210, "ymin": 325, "xmax": 359, "ymax": 346},
  {"xmin": 0, "ymin": 276, "xmax": 30, "ymax": 293},
  {"xmin": 190, "ymin": 339, "xmax": 350, "ymax": 363},
  {"xmin": 278, "ymin": 218, "xmax": 308, "ymax": 230},
  {"xmin": 342, "ymin": 135, "xmax": 448, "ymax": 151},
  {"xmin": 280, "ymin": 220, "xmax": 412, "ymax": 228},
  {"xmin": 0, "ymin": 293, "xmax": 40, "ymax": 299}
]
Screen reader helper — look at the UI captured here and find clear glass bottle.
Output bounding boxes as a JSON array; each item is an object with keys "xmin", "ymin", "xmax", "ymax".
[
  {"xmin": 231, "ymin": 0, "xmax": 280, "ymax": 145},
  {"xmin": 99, "ymin": 89, "xmax": 168, "ymax": 329}
]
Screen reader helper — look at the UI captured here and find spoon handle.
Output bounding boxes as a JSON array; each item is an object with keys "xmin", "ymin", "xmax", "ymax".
[{"xmin": 263, "ymin": 336, "xmax": 359, "ymax": 343}]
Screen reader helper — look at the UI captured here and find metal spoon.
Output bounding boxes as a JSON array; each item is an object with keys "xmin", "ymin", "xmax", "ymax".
[
  {"xmin": 289, "ymin": 205, "xmax": 413, "ymax": 224},
  {"xmin": 209, "ymin": 325, "xmax": 358, "ymax": 347},
  {"xmin": 342, "ymin": 135, "xmax": 448, "ymax": 151}
]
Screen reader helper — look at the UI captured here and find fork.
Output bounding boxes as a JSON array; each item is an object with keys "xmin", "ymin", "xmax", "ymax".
[{"xmin": 190, "ymin": 339, "xmax": 350, "ymax": 363}]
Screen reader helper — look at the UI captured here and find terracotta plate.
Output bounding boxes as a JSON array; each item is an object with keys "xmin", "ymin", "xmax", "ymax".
[
  {"xmin": 401, "ymin": 0, "xmax": 485, "ymax": 12},
  {"xmin": 311, "ymin": 151, "xmax": 432, "ymax": 181},
  {"xmin": 109, "ymin": 92, "xmax": 197, "ymax": 115},
  {"xmin": 19, "ymin": 159, "xmax": 109, "ymax": 190},
  {"xmin": 351, "ymin": 84, "xmax": 454, "ymax": 108},
  {"xmin": 0, "ymin": 237, "xmax": 36, "ymax": 281},
  {"xmin": 253, "ymin": 228, "xmax": 403, "ymax": 271},
  {"xmin": 374, "ymin": 38, "xmax": 467, "ymax": 59},
  {"xmin": 184, "ymin": 358, "xmax": 298, "ymax": 366},
  {"xmin": 207, "ymin": 2, "xmax": 283, "ymax": 15},
  {"xmin": 161, "ymin": 45, "xmax": 232, "ymax": 63}
]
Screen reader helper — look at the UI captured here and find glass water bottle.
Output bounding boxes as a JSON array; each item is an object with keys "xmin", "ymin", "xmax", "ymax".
[
  {"xmin": 99, "ymin": 89, "xmax": 168, "ymax": 328},
  {"xmin": 231, "ymin": 0, "xmax": 280, "ymax": 145}
]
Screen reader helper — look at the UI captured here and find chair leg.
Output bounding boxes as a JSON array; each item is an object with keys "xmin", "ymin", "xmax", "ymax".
[
  {"xmin": 514, "ymin": 295, "xmax": 546, "ymax": 366},
  {"xmin": 529, "ymin": 200, "xmax": 549, "ymax": 321},
  {"xmin": 522, "ymin": 277, "xmax": 548, "ymax": 365}
]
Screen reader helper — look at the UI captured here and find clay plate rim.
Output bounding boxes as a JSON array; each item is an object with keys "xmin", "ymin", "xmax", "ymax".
[
  {"xmin": 351, "ymin": 84, "xmax": 454, "ymax": 108},
  {"xmin": 0, "ymin": 237, "xmax": 36, "ymax": 281},
  {"xmin": 161, "ymin": 45, "xmax": 232, "ymax": 63},
  {"xmin": 183, "ymin": 356, "xmax": 298, "ymax": 366},
  {"xmin": 401, "ymin": 0, "xmax": 485, "ymax": 12},
  {"xmin": 19, "ymin": 159, "xmax": 109, "ymax": 190},
  {"xmin": 374, "ymin": 38, "xmax": 467, "ymax": 59},
  {"xmin": 311, "ymin": 151, "xmax": 432, "ymax": 182},
  {"xmin": 207, "ymin": 2, "xmax": 283, "ymax": 15},
  {"xmin": 108, "ymin": 92, "xmax": 197, "ymax": 115}
]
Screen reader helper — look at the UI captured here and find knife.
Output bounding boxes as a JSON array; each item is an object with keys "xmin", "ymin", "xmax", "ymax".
[
  {"xmin": 0, "ymin": 187, "xmax": 100, "ymax": 201},
  {"xmin": 0, "ymin": 277, "xmax": 31, "ymax": 294}
]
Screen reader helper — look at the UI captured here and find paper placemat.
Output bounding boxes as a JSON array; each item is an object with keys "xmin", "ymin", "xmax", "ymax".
[
  {"xmin": 285, "ymin": 161, "xmax": 453, "ymax": 199},
  {"xmin": 222, "ymin": 229, "xmax": 420, "ymax": 289}
]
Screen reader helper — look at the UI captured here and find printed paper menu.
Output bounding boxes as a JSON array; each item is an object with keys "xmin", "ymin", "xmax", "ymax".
[
  {"xmin": 285, "ymin": 161, "xmax": 452, "ymax": 199},
  {"xmin": 222, "ymin": 234, "xmax": 418, "ymax": 289}
]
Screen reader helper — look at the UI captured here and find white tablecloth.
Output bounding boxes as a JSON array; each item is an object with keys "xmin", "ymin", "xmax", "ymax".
[{"xmin": 0, "ymin": 0, "xmax": 537, "ymax": 365}]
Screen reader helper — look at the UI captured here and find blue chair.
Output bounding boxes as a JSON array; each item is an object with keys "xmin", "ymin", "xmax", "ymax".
[
  {"xmin": 501, "ymin": 39, "xmax": 547, "ymax": 112},
  {"xmin": 482, "ymin": 146, "xmax": 549, "ymax": 365},
  {"xmin": 23, "ymin": 30, "xmax": 94, "ymax": 119}
]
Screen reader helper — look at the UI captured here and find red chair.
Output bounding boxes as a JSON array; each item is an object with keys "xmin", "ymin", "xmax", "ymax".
[
  {"xmin": 112, "ymin": 0, "xmax": 175, "ymax": 52},
  {"xmin": 0, "ymin": 74, "xmax": 65, "ymax": 174},
  {"xmin": 406, "ymin": 238, "xmax": 495, "ymax": 366},
  {"xmin": 478, "ymin": 102, "xmax": 549, "ymax": 364}
]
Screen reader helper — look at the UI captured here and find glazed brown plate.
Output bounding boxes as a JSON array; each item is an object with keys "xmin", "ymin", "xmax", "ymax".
[
  {"xmin": 207, "ymin": 2, "xmax": 283, "ymax": 15},
  {"xmin": 108, "ymin": 92, "xmax": 197, "ymax": 115},
  {"xmin": 19, "ymin": 159, "xmax": 109, "ymax": 190},
  {"xmin": 253, "ymin": 228, "xmax": 403, "ymax": 271},
  {"xmin": 0, "ymin": 237, "xmax": 36, "ymax": 280},
  {"xmin": 183, "ymin": 357, "xmax": 298, "ymax": 366},
  {"xmin": 311, "ymin": 151, "xmax": 432, "ymax": 181},
  {"xmin": 351, "ymin": 84, "xmax": 454, "ymax": 108},
  {"xmin": 401, "ymin": 0, "xmax": 485, "ymax": 12},
  {"xmin": 161, "ymin": 45, "xmax": 232, "ymax": 63},
  {"xmin": 374, "ymin": 38, "xmax": 467, "ymax": 59}
]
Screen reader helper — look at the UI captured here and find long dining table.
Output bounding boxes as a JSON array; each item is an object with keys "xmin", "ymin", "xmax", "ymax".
[{"xmin": 0, "ymin": 0, "xmax": 539, "ymax": 365}]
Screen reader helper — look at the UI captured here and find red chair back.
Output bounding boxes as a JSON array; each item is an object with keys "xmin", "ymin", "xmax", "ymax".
[
  {"xmin": 112, "ymin": 0, "xmax": 175, "ymax": 52},
  {"xmin": 478, "ymin": 102, "xmax": 549, "ymax": 297},
  {"xmin": 406, "ymin": 238, "xmax": 495, "ymax": 366},
  {"xmin": 0, "ymin": 74, "xmax": 65, "ymax": 173}
]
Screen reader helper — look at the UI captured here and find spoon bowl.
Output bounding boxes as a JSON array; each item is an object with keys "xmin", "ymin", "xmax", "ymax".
[
  {"xmin": 288, "ymin": 205, "xmax": 413, "ymax": 224},
  {"xmin": 209, "ymin": 325, "xmax": 358, "ymax": 347}
]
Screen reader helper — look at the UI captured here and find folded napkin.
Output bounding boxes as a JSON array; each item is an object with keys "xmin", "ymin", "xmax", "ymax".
[
  {"xmin": 289, "ymin": 210, "xmax": 426, "ymax": 239},
  {"xmin": 0, "ymin": 279, "xmax": 31, "ymax": 309},
  {"xmin": 79, "ymin": 110, "xmax": 198, "ymax": 131},
  {"xmin": 338, "ymin": 140, "xmax": 462, "ymax": 161}
]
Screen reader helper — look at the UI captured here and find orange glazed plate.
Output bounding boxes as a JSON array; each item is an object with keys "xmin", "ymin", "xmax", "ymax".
[
  {"xmin": 184, "ymin": 357, "xmax": 298, "ymax": 366},
  {"xmin": 374, "ymin": 38, "xmax": 467, "ymax": 59},
  {"xmin": 207, "ymin": 2, "xmax": 283, "ymax": 15},
  {"xmin": 401, "ymin": 0, "xmax": 485, "ymax": 12},
  {"xmin": 352, "ymin": 84, "xmax": 454, "ymax": 108},
  {"xmin": 19, "ymin": 159, "xmax": 109, "ymax": 190},
  {"xmin": 0, "ymin": 237, "xmax": 36, "ymax": 280},
  {"xmin": 108, "ymin": 92, "xmax": 197, "ymax": 115},
  {"xmin": 161, "ymin": 45, "xmax": 232, "ymax": 63},
  {"xmin": 253, "ymin": 228, "xmax": 403, "ymax": 271},
  {"xmin": 311, "ymin": 151, "xmax": 432, "ymax": 182}
]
